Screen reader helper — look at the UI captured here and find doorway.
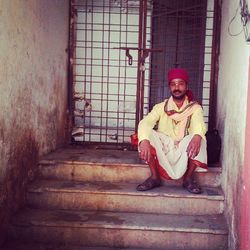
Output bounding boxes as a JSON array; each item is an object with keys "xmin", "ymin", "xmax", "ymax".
[{"xmin": 69, "ymin": 0, "xmax": 220, "ymax": 146}]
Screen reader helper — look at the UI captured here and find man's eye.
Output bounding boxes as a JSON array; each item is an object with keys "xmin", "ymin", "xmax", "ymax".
[{"xmin": 170, "ymin": 82, "xmax": 184, "ymax": 87}]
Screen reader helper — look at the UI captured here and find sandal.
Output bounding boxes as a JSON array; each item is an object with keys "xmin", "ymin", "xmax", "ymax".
[
  {"xmin": 183, "ymin": 179, "xmax": 203, "ymax": 194},
  {"xmin": 136, "ymin": 177, "xmax": 161, "ymax": 191}
]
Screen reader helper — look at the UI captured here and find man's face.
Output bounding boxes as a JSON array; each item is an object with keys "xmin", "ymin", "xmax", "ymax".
[{"xmin": 169, "ymin": 78, "xmax": 187, "ymax": 100}]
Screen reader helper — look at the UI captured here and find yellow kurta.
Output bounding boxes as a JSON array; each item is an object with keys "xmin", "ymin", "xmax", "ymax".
[
  {"xmin": 138, "ymin": 98, "xmax": 207, "ymax": 143},
  {"xmin": 137, "ymin": 97, "xmax": 207, "ymax": 180}
]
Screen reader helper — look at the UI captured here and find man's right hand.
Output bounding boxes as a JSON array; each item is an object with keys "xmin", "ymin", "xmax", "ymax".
[{"xmin": 138, "ymin": 139, "xmax": 151, "ymax": 163}]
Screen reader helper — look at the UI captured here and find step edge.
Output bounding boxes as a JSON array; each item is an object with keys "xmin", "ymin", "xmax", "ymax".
[
  {"xmin": 39, "ymin": 160, "xmax": 222, "ymax": 172},
  {"xmin": 11, "ymin": 221, "xmax": 228, "ymax": 235},
  {"xmin": 27, "ymin": 187, "xmax": 225, "ymax": 201},
  {"xmin": 11, "ymin": 208, "xmax": 228, "ymax": 235}
]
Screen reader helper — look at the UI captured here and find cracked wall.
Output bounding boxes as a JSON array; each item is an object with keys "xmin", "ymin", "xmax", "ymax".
[{"xmin": 0, "ymin": 0, "xmax": 69, "ymax": 245}]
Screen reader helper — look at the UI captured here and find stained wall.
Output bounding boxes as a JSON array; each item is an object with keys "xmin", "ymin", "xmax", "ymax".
[
  {"xmin": 217, "ymin": 0, "xmax": 250, "ymax": 249},
  {"xmin": 0, "ymin": 0, "xmax": 69, "ymax": 244}
]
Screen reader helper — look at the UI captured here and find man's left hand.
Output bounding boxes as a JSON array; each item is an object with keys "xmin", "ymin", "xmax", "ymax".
[{"xmin": 186, "ymin": 134, "xmax": 202, "ymax": 159}]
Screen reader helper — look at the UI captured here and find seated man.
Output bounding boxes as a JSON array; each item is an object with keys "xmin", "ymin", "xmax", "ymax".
[{"xmin": 137, "ymin": 68, "xmax": 207, "ymax": 194}]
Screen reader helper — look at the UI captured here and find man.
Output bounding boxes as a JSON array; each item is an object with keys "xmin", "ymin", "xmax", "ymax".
[{"xmin": 137, "ymin": 68, "xmax": 207, "ymax": 194}]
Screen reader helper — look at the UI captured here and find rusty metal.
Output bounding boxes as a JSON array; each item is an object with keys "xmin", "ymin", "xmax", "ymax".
[
  {"xmin": 125, "ymin": 49, "xmax": 133, "ymax": 65},
  {"xmin": 71, "ymin": 0, "xmax": 143, "ymax": 145},
  {"xmin": 68, "ymin": 0, "xmax": 77, "ymax": 142},
  {"xmin": 135, "ymin": 0, "xmax": 144, "ymax": 132},
  {"xmin": 139, "ymin": 0, "xmax": 148, "ymax": 124},
  {"xmin": 69, "ymin": 0, "xmax": 220, "ymax": 146},
  {"xmin": 114, "ymin": 47, "xmax": 162, "ymax": 66}
]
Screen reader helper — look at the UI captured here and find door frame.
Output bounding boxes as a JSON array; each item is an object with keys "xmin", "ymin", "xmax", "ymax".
[{"xmin": 208, "ymin": 0, "xmax": 222, "ymax": 131}]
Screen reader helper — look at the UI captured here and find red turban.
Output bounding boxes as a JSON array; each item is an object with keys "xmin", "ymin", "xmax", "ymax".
[{"xmin": 168, "ymin": 68, "xmax": 189, "ymax": 83}]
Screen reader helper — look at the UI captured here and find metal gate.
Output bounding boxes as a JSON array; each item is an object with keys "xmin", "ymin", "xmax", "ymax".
[{"xmin": 69, "ymin": 0, "xmax": 220, "ymax": 146}]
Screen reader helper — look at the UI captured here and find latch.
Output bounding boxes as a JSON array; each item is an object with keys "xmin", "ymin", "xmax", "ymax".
[{"xmin": 113, "ymin": 47, "xmax": 163, "ymax": 66}]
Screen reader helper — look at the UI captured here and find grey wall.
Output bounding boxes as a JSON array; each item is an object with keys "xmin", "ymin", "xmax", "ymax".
[
  {"xmin": 0, "ymin": 0, "xmax": 69, "ymax": 244},
  {"xmin": 217, "ymin": 0, "xmax": 250, "ymax": 249}
]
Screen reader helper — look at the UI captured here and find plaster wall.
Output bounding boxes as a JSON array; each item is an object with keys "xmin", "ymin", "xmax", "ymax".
[
  {"xmin": 240, "ymin": 59, "xmax": 250, "ymax": 250},
  {"xmin": 217, "ymin": 0, "xmax": 250, "ymax": 249},
  {"xmin": 0, "ymin": 0, "xmax": 69, "ymax": 244}
]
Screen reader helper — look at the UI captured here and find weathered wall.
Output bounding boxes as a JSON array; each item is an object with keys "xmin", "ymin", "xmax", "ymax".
[
  {"xmin": 217, "ymin": 0, "xmax": 250, "ymax": 249},
  {"xmin": 0, "ymin": 0, "xmax": 69, "ymax": 244},
  {"xmin": 240, "ymin": 60, "xmax": 250, "ymax": 250}
]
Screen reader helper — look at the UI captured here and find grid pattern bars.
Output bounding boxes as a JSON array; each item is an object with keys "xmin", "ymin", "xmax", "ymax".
[
  {"xmin": 72, "ymin": 0, "xmax": 151, "ymax": 144},
  {"xmin": 149, "ymin": 0, "xmax": 208, "ymax": 111},
  {"xmin": 70, "ymin": 0, "xmax": 218, "ymax": 145},
  {"xmin": 147, "ymin": 0, "xmax": 217, "ymax": 125},
  {"xmin": 202, "ymin": 0, "xmax": 215, "ymax": 124}
]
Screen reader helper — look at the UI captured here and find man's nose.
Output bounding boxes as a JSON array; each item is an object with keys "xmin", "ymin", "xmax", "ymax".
[{"xmin": 174, "ymin": 84, "xmax": 180, "ymax": 90}]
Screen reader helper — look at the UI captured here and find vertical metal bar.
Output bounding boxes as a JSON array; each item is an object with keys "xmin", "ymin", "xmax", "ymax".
[
  {"xmin": 116, "ymin": 3, "xmax": 123, "ymax": 144},
  {"xmin": 68, "ymin": 0, "xmax": 76, "ymax": 143},
  {"xmin": 105, "ymin": 1, "xmax": 111, "ymax": 142},
  {"xmin": 83, "ymin": 0, "xmax": 88, "ymax": 141},
  {"xmin": 139, "ymin": 0, "xmax": 148, "ymax": 121},
  {"xmin": 122, "ymin": 1, "xmax": 129, "ymax": 143},
  {"xmin": 89, "ymin": 0, "xmax": 94, "ymax": 142},
  {"xmin": 101, "ymin": 1, "xmax": 105, "ymax": 142},
  {"xmin": 198, "ymin": 0, "xmax": 208, "ymax": 104},
  {"xmin": 135, "ymin": 0, "xmax": 144, "ymax": 132},
  {"xmin": 148, "ymin": 1, "xmax": 154, "ymax": 111},
  {"xmin": 174, "ymin": 14, "xmax": 180, "ymax": 67},
  {"xmin": 208, "ymin": 0, "xmax": 221, "ymax": 130}
]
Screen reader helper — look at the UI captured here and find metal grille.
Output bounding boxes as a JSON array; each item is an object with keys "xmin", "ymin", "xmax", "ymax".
[
  {"xmin": 71, "ymin": 0, "xmax": 151, "ymax": 144},
  {"xmin": 148, "ymin": 0, "xmax": 216, "ymax": 125},
  {"xmin": 149, "ymin": 0, "xmax": 207, "ymax": 114},
  {"xmin": 204, "ymin": 0, "xmax": 216, "ymax": 125},
  {"xmin": 70, "ymin": 0, "xmax": 218, "ymax": 145}
]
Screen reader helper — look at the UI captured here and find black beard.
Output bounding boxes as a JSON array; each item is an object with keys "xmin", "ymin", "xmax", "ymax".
[{"xmin": 171, "ymin": 93, "xmax": 186, "ymax": 100}]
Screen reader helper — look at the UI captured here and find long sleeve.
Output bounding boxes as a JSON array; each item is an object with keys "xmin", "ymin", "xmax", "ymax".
[
  {"xmin": 188, "ymin": 106, "xmax": 207, "ymax": 140},
  {"xmin": 137, "ymin": 102, "xmax": 163, "ymax": 143},
  {"xmin": 137, "ymin": 100, "xmax": 207, "ymax": 143}
]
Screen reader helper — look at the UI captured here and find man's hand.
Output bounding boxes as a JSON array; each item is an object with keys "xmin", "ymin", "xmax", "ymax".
[
  {"xmin": 186, "ymin": 134, "xmax": 202, "ymax": 159},
  {"xmin": 138, "ymin": 139, "xmax": 151, "ymax": 163}
]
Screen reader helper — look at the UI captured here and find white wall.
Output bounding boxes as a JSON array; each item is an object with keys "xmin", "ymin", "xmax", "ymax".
[{"xmin": 217, "ymin": 0, "xmax": 250, "ymax": 248}]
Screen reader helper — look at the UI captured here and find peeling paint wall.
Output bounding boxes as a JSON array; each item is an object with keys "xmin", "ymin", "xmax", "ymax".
[
  {"xmin": 217, "ymin": 0, "xmax": 250, "ymax": 249},
  {"xmin": 0, "ymin": 0, "xmax": 69, "ymax": 244}
]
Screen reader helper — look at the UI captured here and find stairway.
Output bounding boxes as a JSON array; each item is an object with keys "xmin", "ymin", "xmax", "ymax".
[{"xmin": 4, "ymin": 147, "xmax": 228, "ymax": 250}]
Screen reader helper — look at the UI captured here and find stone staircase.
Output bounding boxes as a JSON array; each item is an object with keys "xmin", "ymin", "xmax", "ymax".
[{"xmin": 4, "ymin": 147, "xmax": 228, "ymax": 250}]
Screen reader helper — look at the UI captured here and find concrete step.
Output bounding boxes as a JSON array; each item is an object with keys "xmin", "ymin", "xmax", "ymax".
[
  {"xmin": 1, "ymin": 243, "xmax": 156, "ymax": 250},
  {"xmin": 27, "ymin": 180, "xmax": 224, "ymax": 215},
  {"xmin": 38, "ymin": 148, "xmax": 222, "ymax": 187},
  {"xmin": 9, "ymin": 208, "xmax": 228, "ymax": 250}
]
